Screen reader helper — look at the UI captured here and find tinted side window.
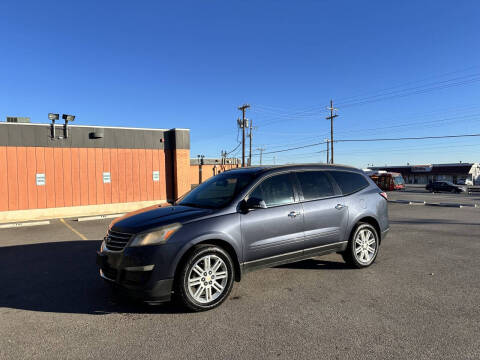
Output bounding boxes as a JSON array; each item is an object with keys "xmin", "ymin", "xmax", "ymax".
[
  {"xmin": 328, "ymin": 171, "xmax": 369, "ymax": 195},
  {"xmin": 296, "ymin": 171, "xmax": 335, "ymax": 201},
  {"xmin": 249, "ymin": 173, "xmax": 295, "ymax": 207}
]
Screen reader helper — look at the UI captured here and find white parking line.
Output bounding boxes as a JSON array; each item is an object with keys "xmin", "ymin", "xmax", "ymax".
[
  {"xmin": 0, "ymin": 220, "xmax": 51, "ymax": 229},
  {"xmin": 76, "ymin": 213, "xmax": 124, "ymax": 222}
]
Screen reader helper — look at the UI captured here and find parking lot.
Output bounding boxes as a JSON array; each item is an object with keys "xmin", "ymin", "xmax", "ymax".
[
  {"xmin": 388, "ymin": 184, "xmax": 480, "ymax": 207},
  {"xmin": 1, "ymin": 195, "xmax": 479, "ymax": 359}
]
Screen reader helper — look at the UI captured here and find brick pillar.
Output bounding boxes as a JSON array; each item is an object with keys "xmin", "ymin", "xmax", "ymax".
[{"xmin": 166, "ymin": 129, "xmax": 190, "ymax": 202}]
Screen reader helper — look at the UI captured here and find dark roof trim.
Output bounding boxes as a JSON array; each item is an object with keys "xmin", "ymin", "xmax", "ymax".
[{"xmin": 0, "ymin": 123, "xmax": 190, "ymax": 150}]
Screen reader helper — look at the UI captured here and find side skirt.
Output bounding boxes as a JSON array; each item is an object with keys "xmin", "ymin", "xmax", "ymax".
[{"xmin": 241, "ymin": 241, "xmax": 348, "ymax": 274}]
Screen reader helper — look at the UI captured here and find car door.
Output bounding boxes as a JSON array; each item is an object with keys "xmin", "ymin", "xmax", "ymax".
[
  {"xmin": 240, "ymin": 172, "xmax": 305, "ymax": 266},
  {"xmin": 439, "ymin": 182, "xmax": 449, "ymax": 192},
  {"xmin": 294, "ymin": 170, "xmax": 348, "ymax": 251}
]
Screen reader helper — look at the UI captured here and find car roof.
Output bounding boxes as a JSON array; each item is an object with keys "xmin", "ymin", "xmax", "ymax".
[{"xmin": 223, "ymin": 163, "xmax": 363, "ymax": 176}]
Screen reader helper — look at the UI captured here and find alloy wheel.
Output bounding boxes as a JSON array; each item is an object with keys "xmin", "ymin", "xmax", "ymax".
[
  {"xmin": 354, "ymin": 229, "xmax": 377, "ymax": 265},
  {"xmin": 187, "ymin": 254, "xmax": 228, "ymax": 304}
]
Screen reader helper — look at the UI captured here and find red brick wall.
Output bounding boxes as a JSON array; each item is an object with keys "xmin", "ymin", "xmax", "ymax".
[{"xmin": 173, "ymin": 149, "xmax": 191, "ymax": 199}]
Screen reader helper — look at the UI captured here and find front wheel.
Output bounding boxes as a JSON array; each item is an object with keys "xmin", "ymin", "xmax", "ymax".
[
  {"xmin": 342, "ymin": 223, "xmax": 380, "ymax": 268},
  {"xmin": 175, "ymin": 245, "xmax": 235, "ymax": 311}
]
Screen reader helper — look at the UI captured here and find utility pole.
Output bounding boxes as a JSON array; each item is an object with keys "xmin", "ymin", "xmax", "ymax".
[
  {"xmin": 248, "ymin": 119, "xmax": 255, "ymax": 166},
  {"xmin": 326, "ymin": 100, "xmax": 338, "ymax": 164},
  {"xmin": 325, "ymin": 139, "xmax": 330, "ymax": 164},
  {"xmin": 237, "ymin": 104, "xmax": 250, "ymax": 167},
  {"xmin": 256, "ymin": 146, "xmax": 265, "ymax": 165},
  {"xmin": 220, "ymin": 150, "xmax": 227, "ymax": 172},
  {"xmin": 197, "ymin": 154, "xmax": 205, "ymax": 184}
]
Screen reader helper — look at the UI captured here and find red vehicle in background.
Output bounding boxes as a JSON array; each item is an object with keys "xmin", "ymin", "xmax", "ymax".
[{"xmin": 369, "ymin": 171, "xmax": 405, "ymax": 191}]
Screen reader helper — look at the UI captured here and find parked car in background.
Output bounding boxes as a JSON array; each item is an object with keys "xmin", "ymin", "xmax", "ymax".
[
  {"xmin": 97, "ymin": 164, "xmax": 389, "ymax": 311},
  {"xmin": 426, "ymin": 181, "xmax": 464, "ymax": 193},
  {"xmin": 369, "ymin": 171, "xmax": 405, "ymax": 191},
  {"xmin": 457, "ymin": 178, "xmax": 474, "ymax": 186}
]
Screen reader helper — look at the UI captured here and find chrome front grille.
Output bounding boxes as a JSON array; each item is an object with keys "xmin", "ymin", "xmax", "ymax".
[{"xmin": 105, "ymin": 230, "xmax": 133, "ymax": 251}]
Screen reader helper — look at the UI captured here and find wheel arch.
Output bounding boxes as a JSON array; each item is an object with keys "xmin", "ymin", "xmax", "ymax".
[
  {"xmin": 173, "ymin": 239, "xmax": 242, "ymax": 284},
  {"xmin": 350, "ymin": 216, "xmax": 382, "ymax": 243}
]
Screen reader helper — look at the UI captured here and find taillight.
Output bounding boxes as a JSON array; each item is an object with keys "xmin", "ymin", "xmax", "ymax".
[{"xmin": 379, "ymin": 192, "xmax": 388, "ymax": 200}]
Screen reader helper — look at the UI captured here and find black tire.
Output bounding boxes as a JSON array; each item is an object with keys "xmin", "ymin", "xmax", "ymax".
[
  {"xmin": 342, "ymin": 223, "xmax": 380, "ymax": 268},
  {"xmin": 174, "ymin": 244, "xmax": 235, "ymax": 311}
]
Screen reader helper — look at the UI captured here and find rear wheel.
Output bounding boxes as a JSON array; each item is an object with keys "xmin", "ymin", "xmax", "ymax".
[
  {"xmin": 342, "ymin": 223, "xmax": 379, "ymax": 268},
  {"xmin": 175, "ymin": 245, "xmax": 234, "ymax": 311}
]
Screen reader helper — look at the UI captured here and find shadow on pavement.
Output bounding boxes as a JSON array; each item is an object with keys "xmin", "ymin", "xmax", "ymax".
[
  {"xmin": 0, "ymin": 240, "xmax": 184, "ymax": 315},
  {"xmin": 277, "ymin": 259, "xmax": 351, "ymax": 270}
]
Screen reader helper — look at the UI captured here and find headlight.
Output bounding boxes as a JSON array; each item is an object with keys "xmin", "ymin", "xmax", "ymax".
[{"xmin": 129, "ymin": 223, "xmax": 182, "ymax": 247}]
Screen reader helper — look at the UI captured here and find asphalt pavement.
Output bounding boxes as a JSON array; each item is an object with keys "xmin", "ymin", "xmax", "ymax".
[{"xmin": 0, "ymin": 203, "xmax": 479, "ymax": 360}]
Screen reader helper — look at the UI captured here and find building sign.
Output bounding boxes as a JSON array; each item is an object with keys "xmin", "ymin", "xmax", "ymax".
[
  {"xmin": 153, "ymin": 171, "xmax": 160, "ymax": 182},
  {"xmin": 103, "ymin": 172, "xmax": 111, "ymax": 184},
  {"xmin": 36, "ymin": 173, "xmax": 46, "ymax": 186},
  {"xmin": 411, "ymin": 165, "xmax": 433, "ymax": 173}
]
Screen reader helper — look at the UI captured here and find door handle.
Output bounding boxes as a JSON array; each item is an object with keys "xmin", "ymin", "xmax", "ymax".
[
  {"xmin": 335, "ymin": 204, "xmax": 345, "ymax": 210},
  {"xmin": 288, "ymin": 211, "xmax": 300, "ymax": 218}
]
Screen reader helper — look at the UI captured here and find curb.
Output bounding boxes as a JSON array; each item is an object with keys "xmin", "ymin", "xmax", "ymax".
[
  {"xmin": 425, "ymin": 203, "xmax": 462, "ymax": 208},
  {"xmin": 409, "ymin": 201, "xmax": 426, "ymax": 206},
  {"xmin": 0, "ymin": 220, "xmax": 51, "ymax": 229},
  {"xmin": 389, "ymin": 200, "xmax": 479, "ymax": 209},
  {"xmin": 76, "ymin": 213, "xmax": 125, "ymax": 222}
]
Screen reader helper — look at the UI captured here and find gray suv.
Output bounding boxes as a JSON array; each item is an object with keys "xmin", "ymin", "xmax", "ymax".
[{"xmin": 97, "ymin": 165, "xmax": 389, "ymax": 311}]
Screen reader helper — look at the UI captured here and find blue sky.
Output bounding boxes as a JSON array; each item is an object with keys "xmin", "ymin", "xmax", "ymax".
[{"xmin": 1, "ymin": 0, "xmax": 479, "ymax": 167}]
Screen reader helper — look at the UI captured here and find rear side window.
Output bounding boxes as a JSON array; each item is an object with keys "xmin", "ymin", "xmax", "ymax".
[
  {"xmin": 296, "ymin": 171, "xmax": 335, "ymax": 201},
  {"xmin": 328, "ymin": 171, "xmax": 369, "ymax": 195},
  {"xmin": 249, "ymin": 173, "xmax": 295, "ymax": 207}
]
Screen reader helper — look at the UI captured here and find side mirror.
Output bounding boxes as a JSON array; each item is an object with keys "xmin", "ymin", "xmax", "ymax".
[{"xmin": 242, "ymin": 197, "xmax": 267, "ymax": 211}]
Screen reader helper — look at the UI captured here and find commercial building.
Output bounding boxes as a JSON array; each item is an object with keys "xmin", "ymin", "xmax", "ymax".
[
  {"xmin": 0, "ymin": 121, "xmax": 191, "ymax": 222},
  {"xmin": 370, "ymin": 163, "xmax": 480, "ymax": 185}
]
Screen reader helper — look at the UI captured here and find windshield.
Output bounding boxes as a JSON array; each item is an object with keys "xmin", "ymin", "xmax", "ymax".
[
  {"xmin": 177, "ymin": 172, "xmax": 255, "ymax": 209},
  {"xmin": 393, "ymin": 176, "xmax": 405, "ymax": 185}
]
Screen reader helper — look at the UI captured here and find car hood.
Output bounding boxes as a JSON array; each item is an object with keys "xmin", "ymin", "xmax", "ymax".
[{"xmin": 109, "ymin": 204, "xmax": 214, "ymax": 234}]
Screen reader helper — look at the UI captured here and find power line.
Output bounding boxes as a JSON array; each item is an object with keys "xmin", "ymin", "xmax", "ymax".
[
  {"xmin": 252, "ymin": 140, "xmax": 328, "ymax": 156},
  {"xmin": 250, "ymin": 133, "xmax": 480, "ymax": 157},
  {"xmin": 255, "ymin": 109, "xmax": 480, "ymax": 150},
  {"xmin": 225, "ymin": 141, "xmax": 241, "ymax": 156},
  {"xmin": 337, "ymin": 75, "xmax": 480, "ymax": 108},
  {"xmin": 252, "ymin": 71, "xmax": 480, "ymax": 129},
  {"xmin": 334, "ymin": 66, "xmax": 480, "ymax": 104},
  {"xmin": 336, "ymin": 133, "xmax": 480, "ymax": 143}
]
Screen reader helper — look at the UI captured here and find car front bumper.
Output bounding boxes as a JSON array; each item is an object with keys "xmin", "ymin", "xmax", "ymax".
[{"xmin": 96, "ymin": 249, "xmax": 174, "ymax": 303}]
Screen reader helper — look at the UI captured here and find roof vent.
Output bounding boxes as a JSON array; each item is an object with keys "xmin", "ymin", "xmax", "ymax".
[
  {"xmin": 6, "ymin": 116, "xmax": 30, "ymax": 123},
  {"xmin": 89, "ymin": 128, "xmax": 104, "ymax": 139}
]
